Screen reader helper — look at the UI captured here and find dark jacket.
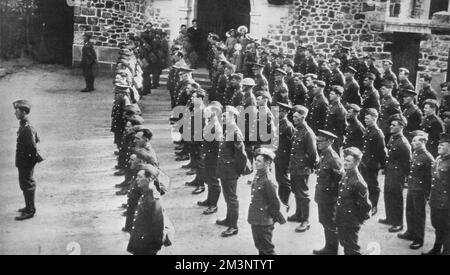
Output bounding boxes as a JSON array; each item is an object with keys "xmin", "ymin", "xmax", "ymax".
[
  {"xmin": 385, "ymin": 133, "xmax": 412, "ymax": 192},
  {"xmin": 402, "ymin": 103, "xmax": 423, "ymax": 140},
  {"xmin": 16, "ymin": 118, "xmax": 40, "ymax": 168},
  {"xmin": 254, "ymin": 74, "xmax": 269, "ymax": 92},
  {"xmin": 336, "ymin": 169, "xmax": 372, "ymax": 227},
  {"xmin": 216, "ymin": 126, "xmax": 248, "ymax": 180},
  {"xmin": 325, "ymin": 100, "xmax": 347, "ymax": 137},
  {"xmin": 344, "ymin": 117, "xmax": 365, "ymax": 150},
  {"xmin": 418, "ymin": 86, "xmax": 437, "ymax": 110},
  {"xmin": 289, "ymin": 123, "xmax": 318, "ymax": 176},
  {"xmin": 379, "ymin": 94, "xmax": 401, "ymax": 136},
  {"xmin": 343, "ymin": 79, "xmax": 362, "ymax": 106},
  {"xmin": 315, "ymin": 147, "xmax": 344, "ymax": 204},
  {"xmin": 362, "ymin": 86, "xmax": 381, "ymax": 113},
  {"xmin": 362, "ymin": 125, "xmax": 386, "ymax": 168},
  {"xmin": 407, "ymin": 148, "xmax": 434, "ymax": 196},
  {"xmin": 307, "ymin": 92, "xmax": 329, "ymax": 133},
  {"xmin": 248, "ymin": 170, "xmax": 282, "ymax": 226},
  {"xmin": 81, "ymin": 42, "xmax": 97, "ymax": 66},
  {"xmin": 275, "ymin": 117, "xmax": 295, "ymax": 165},
  {"xmin": 421, "ymin": 114, "xmax": 445, "ymax": 157},
  {"xmin": 430, "ymin": 155, "xmax": 450, "ymax": 210},
  {"xmin": 330, "ymin": 68, "xmax": 345, "ymax": 88}
]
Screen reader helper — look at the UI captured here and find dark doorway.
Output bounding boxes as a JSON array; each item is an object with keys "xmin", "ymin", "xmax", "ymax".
[
  {"xmin": 391, "ymin": 32, "xmax": 421, "ymax": 85},
  {"xmin": 36, "ymin": 0, "xmax": 74, "ymax": 65},
  {"xmin": 196, "ymin": 0, "xmax": 251, "ymax": 40},
  {"xmin": 429, "ymin": 0, "xmax": 449, "ymax": 19}
]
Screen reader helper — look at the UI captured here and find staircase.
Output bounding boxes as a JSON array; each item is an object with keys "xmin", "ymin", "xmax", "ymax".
[{"xmin": 159, "ymin": 67, "xmax": 212, "ymax": 90}]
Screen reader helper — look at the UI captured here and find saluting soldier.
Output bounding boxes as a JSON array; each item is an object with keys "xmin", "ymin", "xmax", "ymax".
[
  {"xmin": 361, "ymin": 108, "xmax": 386, "ymax": 216},
  {"xmin": 336, "ymin": 147, "xmax": 372, "ymax": 255},
  {"xmin": 401, "ymin": 89, "xmax": 423, "ymax": 141},
  {"xmin": 324, "ymin": 85, "xmax": 347, "ymax": 153},
  {"xmin": 313, "ymin": 130, "xmax": 344, "ymax": 255},
  {"xmin": 421, "ymin": 99, "xmax": 445, "ymax": 158},
  {"xmin": 379, "ymin": 80, "xmax": 402, "ymax": 144},
  {"xmin": 248, "ymin": 148, "xmax": 286, "ymax": 255},
  {"xmin": 380, "ymin": 114, "xmax": 412, "ymax": 233},
  {"xmin": 275, "ymin": 103, "xmax": 296, "ymax": 209},
  {"xmin": 418, "ymin": 74, "xmax": 437, "ymax": 111},
  {"xmin": 216, "ymin": 106, "xmax": 248, "ymax": 238},
  {"xmin": 307, "ymin": 80, "xmax": 330, "ymax": 134},
  {"xmin": 13, "ymin": 100, "xmax": 43, "ymax": 221},
  {"xmin": 288, "ymin": 105, "xmax": 319, "ymax": 233},
  {"xmin": 344, "ymin": 104, "xmax": 365, "ymax": 151},
  {"xmin": 343, "ymin": 66, "xmax": 362, "ymax": 106},
  {"xmin": 423, "ymin": 133, "xmax": 450, "ymax": 255},
  {"xmin": 398, "ymin": 131, "xmax": 434, "ymax": 250}
]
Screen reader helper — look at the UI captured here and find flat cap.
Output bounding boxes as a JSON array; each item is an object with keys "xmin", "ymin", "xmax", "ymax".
[
  {"xmin": 230, "ymin": 73, "xmax": 244, "ymax": 81},
  {"xmin": 304, "ymin": 73, "xmax": 318, "ymax": 80},
  {"xmin": 193, "ymin": 89, "xmax": 206, "ymax": 98},
  {"xmin": 331, "ymin": 85, "xmax": 344, "ymax": 96},
  {"xmin": 383, "ymin": 60, "xmax": 393, "ymax": 65},
  {"xmin": 225, "ymin": 105, "xmax": 240, "ymax": 117},
  {"xmin": 389, "ymin": 114, "xmax": 408, "ymax": 126},
  {"xmin": 275, "ymin": 68, "xmax": 287, "ymax": 76},
  {"xmin": 411, "ymin": 130, "xmax": 429, "ymax": 139},
  {"xmin": 252, "ymin": 63, "xmax": 265, "ymax": 69},
  {"xmin": 255, "ymin": 148, "xmax": 276, "ymax": 161},
  {"xmin": 13, "ymin": 100, "xmax": 32, "ymax": 113},
  {"xmin": 424, "ymin": 99, "xmax": 438, "ymax": 108},
  {"xmin": 179, "ymin": 66, "xmax": 194, "ymax": 72},
  {"xmin": 277, "ymin": 102, "xmax": 292, "ymax": 111},
  {"xmin": 242, "ymin": 78, "xmax": 256, "ymax": 86},
  {"xmin": 402, "ymin": 89, "xmax": 417, "ymax": 97},
  {"xmin": 345, "ymin": 66, "xmax": 357, "ymax": 74},
  {"xmin": 317, "ymin": 129, "xmax": 338, "ymax": 140},
  {"xmin": 255, "ymin": 90, "xmax": 272, "ymax": 101},
  {"xmin": 314, "ymin": 80, "xmax": 326, "ymax": 88},
  {"xmin": 343, "ymin": 147, "xmax": 363, "ymax": 160},
  {"xmin": 439, "ymin": 133, "xmax": 450, "ymax": 143},
  {"xmin": 399, "ymin": 67, "xmax": 410, "ymax": 74},
  {"xmin": 365, "ymin": 73, "xmax": 376, "ymax": 81},
  {"xmin": 292, "ymin": 105, "xmax": 309, "ymax": 116},
  {"xmin": 347, "ymin": 103, "xmax": 362, "ymax": 112},
  {"xmin": 365, "ymin": 108, "xmax": 379, "ymax": 118}
]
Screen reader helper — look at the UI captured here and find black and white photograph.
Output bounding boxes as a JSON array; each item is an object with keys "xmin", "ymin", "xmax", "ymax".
[{"xmin": 1, "ymin": 0, "xmax": 450, "ymax": 258}]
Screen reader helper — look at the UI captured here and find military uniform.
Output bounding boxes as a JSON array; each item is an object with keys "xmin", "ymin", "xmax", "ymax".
[
  {"xmin": 418, "ymin": 86, "xmax": 437, "ymax": 110},
  {"xmin": 396, "ymin": 78, "xmax": 414, "ymax": 100},
  {"xmin": 405, "ymin": 148, "xmax": 434, "ymax": 244},
  {"xmin": 429, "ymin": 153, "xmax": 450, "ymax": 255},
  {"xmin": 384, "ymin": 133, "xmax": 412, "ymax": 227},
  {"xmin": 305, "ymin": 57, "xmax": 319, "ymax": 75},
  {"xmin": 289, "ymin": 81, "xmax": 307, "ymax": 106},
  {"xmin": 216, "ymin": 74, "xmax": 229, "ymax": 106},
  {"xmin": 307, "ymin": 93, "xmax": 330, "ymax": 134},
  {"xmin": 248, "ymin": 169, "xmax": 282, "ymax": 255},
  {"xmin": 203, "ymin": 129, "xmax": 221, "ymax": 208},
  {"xmin": 216, "ymin": 125, "xmax": 247, "ymax": 229},
  {"xmin": 379, "ymin": 94, "xmax": 401, "ymax": 144},
  {"xmin": 81, "ymin": 39, "xmax": 97, "ymax": 91},
  {"xmin": 344, "ymin": 117, "xmax": 365, "ymax": 150},
  {"xmin": 275, "ymin": 117, "xmax": 296, "ymax": 206},
  {"xmin": 343, "ymin": 79, "xmax": 361, "ymax": 106},
  {"xmin": 289, "ymin": 123, "xmax": 319, "ymax": 222},
  {"xmin": 254, "ymin": 73, "xmax": 269, "ymax": 93},
  {"xmin": 421, "ymin": 114, "xmax": 445, "ymax": 158},
  {"xmin": 330, "ymin": 68, "xmax": 345, "ymax": 88},
  {"xmin": 382, "ymin": 69, "xmax": 398, "ymax": 92},
  {"xmin": 439, "ymin": 95, "xmax": 450, "ymax": 120},
  {"xmin": 361, "ymin": 124, "xmax": 386, "ymax": 208},
  {"xmin": 272, "ymin": 81, "xmax": 291, "ymax": 106},
  {"xmin": 324, "ymin": 101, "xmax": 347, "ymax": 153},
  {"xmin": 336, "ymin": 169, "xmax": 371, "ymax": 255},
  {"xmin": 403, "ymin": 102, "xmax": 423, "ymax": 140},
  {"xmin": 315, "ymin": 147, "xmax": 344, "ymax": 254},
  {"xmin": 362, "ymin": 86, "xmax": 381, "ymax": 113}
]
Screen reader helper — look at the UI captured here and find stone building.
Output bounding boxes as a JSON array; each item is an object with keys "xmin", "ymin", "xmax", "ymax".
[{"xmin": 71, "ymin": 0, "xmax": 450, "ymax": 88}]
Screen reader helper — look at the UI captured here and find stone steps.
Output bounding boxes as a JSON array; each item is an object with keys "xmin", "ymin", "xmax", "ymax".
[{"xmin": 159, "ymin": 68, "xmax": 212, "ymax": 89}]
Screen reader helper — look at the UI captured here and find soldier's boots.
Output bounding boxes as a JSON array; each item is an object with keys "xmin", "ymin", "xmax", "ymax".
[
  {"xmin": 192, "ymin": 186, "xmax": 205, "ymax": 195},
  {"xmin": 287, "ymin": 215, "xmax": 302, "ymax": 223},
  {"xmin": 116, "ymin": 188, "xmax": 129, "ymax": 196},
  {"xmin": 313, "ymin": 246, "xmax": 338, "ymax": 255},
  {"xmin": 15, "ymin": 191, "xmax": 36, "ymax": 221},
  {"xmin": 295, "ymin": 221, "xmax": 311, "ymax": 233},
  {"xmin": 197, "ymin": 200, "xmax": 211, "ymax": 207},
  {"xmin": 216, "ymin": 219, "xmax": 230, "ymax": 227},
  {"xmin": 203, "ymin": 206, "xmax": 218, "ymax": 215},
  {"xmin": 221, "ymin": 227, "xmax": 238, "ymax": 238}
]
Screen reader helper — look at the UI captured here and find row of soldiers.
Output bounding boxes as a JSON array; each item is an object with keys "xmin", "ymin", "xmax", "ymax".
[
  {"xmin": 164, "ymin": 30, "xmax": 450, "ymax": 254},
  {"xmin": 110, "ymin": 39, "xmax": 173, "ymax": 255}
]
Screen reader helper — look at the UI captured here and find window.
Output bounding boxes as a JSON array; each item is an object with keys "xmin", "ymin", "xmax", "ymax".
[
  {"xmin": 429, "ymin": 0, "xmax": 449, "ymax": 19},
  {"xmin": 389, "ymin": 0, "xmax": 402, "ymax": 18}
]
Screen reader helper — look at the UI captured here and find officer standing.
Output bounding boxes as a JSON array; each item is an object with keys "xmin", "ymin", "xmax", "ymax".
[
  {"xmin": 324, "ymin": 85, "xmax": 347, "ymax": 153},
  {"xmin": 252, "ymin": 63, "xmax": 269, "ymax": 92},
  {"xmin": 361, "ymin": 73, "xmax": 381, "ymax": 113},
  {"xmin": 307, "ymin": 80, "xmax": 329, "ymax": 134},
  {"xmin": 216, "ymin": 106, "xmax": 248, "ymax": 238},
  {"xmin": 248, "ymin": 148, "xmax": 286, "ymax": 255},
  {"xmin": 342, "ymin": 66, "xmax": 362, "ymax": 106},
  {"xmin": 344, "ymin": 104, "xmax": 365, "ymax": 151},
  {"xmin": 424, "ymin": 133, "xmax": 450, "ymax": 255},
  {"xmin": 421, "ymin": 99, "xmax": 445, "ymax": 158},
  {"xmin": 361, "ymin": 108, "xmax": 386, "ymax": 216},
  {"xmin": 313, "ymin": 130, "xmax": 344, "ymax": 255},
  {"xmin": 379, "ymin": 81, "xmax": 402, "ymax": 144},
  {"xmin": 288, "ymin": 105, "xmax": 319, "ymax": 233},
  {"xmin": 398, "ymin": 131, "xmax": 434, "ymax": 250},
  {"xmin": 13, "ymin": 100, "xmax": 43, "ymax": 221},
  {"xmin": 275, "ymin": 103, "xmax": 296, "ymax": 209},
  {"xmin": 418, "ymin": 74, "xmax": 437, "ymax": 110},
  {"xmin": 380, "ymin": 114, "xmax": 412, "ymax": 233},
  {"xmin": 401, "ymin": 89, "xmax": 423, "ymax": 141},
  {"xmin": 81, "ymin": 33, "xmax": 97, "ymax": 93},
  {"xmin": 336, "ymin": 147, "xmax": 372, "ymax": 255}
]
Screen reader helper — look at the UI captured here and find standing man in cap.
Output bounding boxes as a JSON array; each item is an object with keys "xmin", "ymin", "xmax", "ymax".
[
  {"xmin": 380, "ymin": 114, "xmax": 412, "ymax": 233},
  {"xmin": 421, "ymin": 99, "xmax": 445, "ymax": 158},
  {"xmin": 318, "ymin": 60, "xmax": 333, "ymax": 96},
  {"xmin": 424, "ymin": 133, "xmax": 450, "ymax": 255},
  {"xmin": 272, "ymin": 69, "xmax": 291, "ymax": 106},
  {"xmin": 313, "ymin": 130, "xmax": 344, "ymax": 255},
  {"xmin": 379, "ymin": 80, "xmax": 402, "ymax": 144},
  {"xmin": 248, "ymin": 148, "xmax": 286, "ymax": 255},
  {"xmin": 304, "ymin": 48, "xmax": 319, "ymax": 75},
  {"xmin": 324, "ymin": 85, "xmax": 347, "ymax": 153},
  {"xmin": 288, "ymin": 105, "xmax": 319, "ymax": 233},
  {"xmin": 365, "ymin": 55, "xmax": 382, "ymax": 90},
  {"xmin": 252, "ymin": 63, "xmax": 269, "ymax": 93},
  {"xmin": 275, "ymin": 102, "xmax": 296, "ymax": 209},
  {"xmin": 329, "ymin": 59, "xmax": 345, "ymax": 88},
  {"xmin": 336, "ymin": 147, "xmax": 372, "ymax": 255},
  {"xmin": 81, "ymin": 33, "xmax": 97, "ymax": 93},
  {"xmin": 13, "ymin": 100, "xmax": 43, "ymax": 220},
  {"xmin": 418, "ymin": 74, "xmax": 437, "ymax": 110},
  {"xmin": 361, "ymin": 73, "xmax": 381, "ymax": 114},
  {"xmin": 304, "ymin": 73, "xmax": 318, "ymax": 109},
  {"xmin": 224, "ymin": 73, "xmax": 243, "ymax": 107},
  {"xmin": 402, "ymin": 89, "xmax": 423, "ymax": 141},
  {"xmin": 382, "ymin": 60, "xmax": 398, "ymax": 93},
  {"xmin": 289, "ymin": 73, "xmax": 307, "ymax": 106},
  {"xmin": 216, "ymin": 106, "xmax": 248, "ymax": 238},
  {"xmin": 361, "ymin": 108, "xmax": 386, "ymax": 216},
  {"xmin": 343, "ymin": 66, "xmax": 362, "ymax": 106},
  {"xmin": 397, "ymin": 68, "xmax": 415, "ymax": 99},
  {"xmin": 398, "ymin": 131, "xmax": 434, "ymax": 250},
  {"xmin": 307, "ymin": 80, "xmax": 330, "ymax": 134},
  {"xmin": 344, "ymin": 104, "xmax": 365, "ymax": 151}
]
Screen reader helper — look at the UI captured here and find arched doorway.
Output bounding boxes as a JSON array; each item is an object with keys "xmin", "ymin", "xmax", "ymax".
[{"xmin": 196, "ymin": 0, "xmax": 251, "ymax": 40}]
